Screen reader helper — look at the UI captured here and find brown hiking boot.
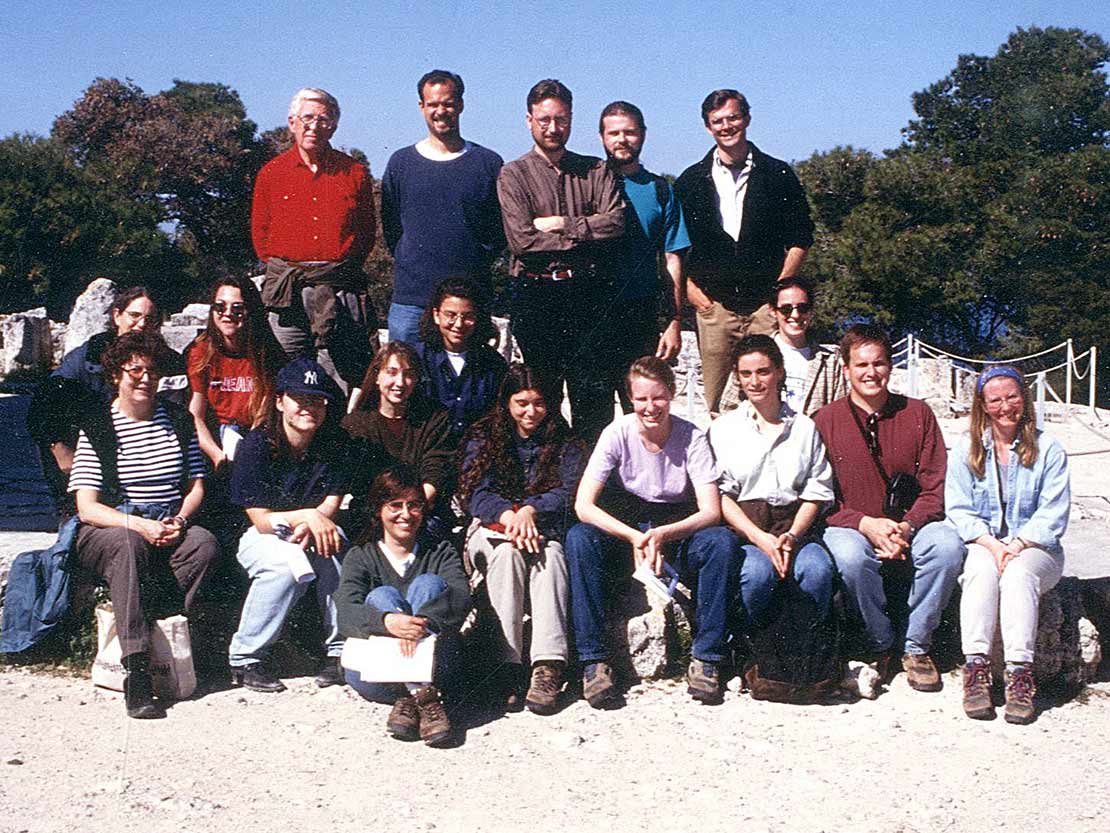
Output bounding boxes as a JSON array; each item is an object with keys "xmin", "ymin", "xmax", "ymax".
[
  {"xmin": 686, "ymin": 658, "xmax": 723, "ymax": 705},
  {"xmin": 525, "ymin": 662, "xmax": 563, "ymax": 715},
  {"xmin": 582, "ymin": 661, "xmax": 618, "ymax": 708},
  {"xmin": 1004, "ymin": 665, "xmax": 1037, "ymax": 725},
  {"xmin": 386, "ymin": 695, "xmax": 420, "ymax": 740},
  {"xmin": 412, "ymin": 685, "xmax": 452, "ymax": 747},
  {"xmin": 962, "ymin": 656, "xmax": 994, "ymax": 720},
  {"xmin": 902, "ymin": 653, "xmax": 942, "ymax": 692}
]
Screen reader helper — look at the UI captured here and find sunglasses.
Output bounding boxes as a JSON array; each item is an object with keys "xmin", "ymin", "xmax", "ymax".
[
  {"xmin": 776, "ymin": 303, "xmax": 813, "ymax": 317},
  {"xmin": 213, "ymin": 301, "xmax": 247, "ymax": 318}
]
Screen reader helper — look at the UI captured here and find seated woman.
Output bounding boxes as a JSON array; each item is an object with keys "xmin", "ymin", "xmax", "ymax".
[
  {"xmin": 459, "ymin": 364, "xmax": 585, "ymax": 714},
  {"xmin": 68, "ymin": 331, "xmax": 218, "ymax": 719},
  {"xmin": 342, "ymin": 342, "xmax": 455, "ymax": 538},
  {"xmin": 31, "ymin": 285, "xmax": 165, "ymax": 519},
  {"xmin": 416, "ymin": 277, "xmax": 508, "ymax": 441},
  {"xmin": 227, "ymin": 358, "xmax": 351, "ymax": 692},
  {"xmin": 186, "ymin": 275, "xmax": 280, "ymax": 470},
  {"xmin": 565, "ymin": 356, "xmax": 741, "ymax": 708},
  {"xmin": 335, "ymin": 466, "xmax": 469, "ymax": 748},
  {"xmin": 707, "ymin": 335, "xmax": 837, "ymax": 681},
  {"xmin": 946, "ymin": 366, "xmax": 1070, "ymax": 725}
]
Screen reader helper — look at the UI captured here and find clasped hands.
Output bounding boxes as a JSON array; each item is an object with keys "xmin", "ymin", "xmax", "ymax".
[
  {"xmin": 859, "ymin": 516, "xmax": 914, "ymax": 560},
  {"xmin": 498, "ymin": 505, "xmax": 544, "ymax": 554}
]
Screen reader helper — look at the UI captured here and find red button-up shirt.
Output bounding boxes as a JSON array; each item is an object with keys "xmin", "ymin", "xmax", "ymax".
[{"xmin": 251, "ymin": 147, "xmax": 376, "ymax": 263}]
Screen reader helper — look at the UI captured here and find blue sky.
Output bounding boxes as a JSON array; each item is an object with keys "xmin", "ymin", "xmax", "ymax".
[{"xmin": 7, "ymin": 1, "xmax": 1109, "ymax": 177}]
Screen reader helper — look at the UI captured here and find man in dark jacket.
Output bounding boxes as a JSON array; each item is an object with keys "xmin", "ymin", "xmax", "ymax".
[{"xmin": 674, "ymin": 89, "xmax": 814, "ymax": 413}]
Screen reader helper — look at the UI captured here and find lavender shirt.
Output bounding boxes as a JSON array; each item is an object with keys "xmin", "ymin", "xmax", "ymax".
[{"xmin": 583, "ymin": 414, "xmax": 718, "ymax": 504}]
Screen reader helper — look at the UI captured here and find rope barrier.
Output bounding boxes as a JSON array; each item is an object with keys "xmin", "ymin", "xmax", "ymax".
[
  {"xmin": 1022, "ymin": 350, "xmax": 1093, "ymax": 377},
  {"xmin": 912, "ymin": 337, "xmax": 1070, "ymax": 365}
]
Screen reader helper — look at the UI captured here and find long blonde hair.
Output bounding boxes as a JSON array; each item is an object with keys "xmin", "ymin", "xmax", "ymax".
[{"xmin": 967, "ymin": 371, "xmax": 1039, "ymax": 478}]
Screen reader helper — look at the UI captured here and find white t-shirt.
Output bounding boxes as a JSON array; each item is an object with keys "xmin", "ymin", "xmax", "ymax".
[
  {"xmin": 415, "ymin": 139, "xmax": 471, "ymax": 162},
  {"xmin": 445, "ymin": 350, "xmax": 467, "ymax": 376},
  {"xmin": 775, "ymin": 334, "xmax": 813, "ymax": 415}
]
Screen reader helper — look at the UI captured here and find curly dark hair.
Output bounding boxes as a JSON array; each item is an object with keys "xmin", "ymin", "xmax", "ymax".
[
  {"xmin": 101, "ymin": 330, "xmax": 176, "ymax": 387},
  {"xmin": 417, "ymin": 276, "xmax": 498, "ymax": 349},
  {"xmin": 457, "ymin": 364, "xmax": 578, "ymax": 510},
  {"xmin": 358, "ymin": 465, "xmax": 425, "ymax": 545}
]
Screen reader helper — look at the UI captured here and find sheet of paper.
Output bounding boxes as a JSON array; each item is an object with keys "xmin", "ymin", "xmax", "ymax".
[
  {"xmin": 632, "ymin": 563, "xmax": 675, "ymax": 604},
  {"xmin": 341, "ymin": 635, "xmax": 436, "ymax": 682}
]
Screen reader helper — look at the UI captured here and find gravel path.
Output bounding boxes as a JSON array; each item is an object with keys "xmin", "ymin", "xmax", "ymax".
[{"xmin": 2, "ymin": 667, "xmax": 1108, "ymax": 833}]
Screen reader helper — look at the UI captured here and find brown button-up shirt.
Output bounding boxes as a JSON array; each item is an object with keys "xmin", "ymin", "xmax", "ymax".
[{"xmin": 496, "ymin": 148, "xmax": 625, "ymax": 277}]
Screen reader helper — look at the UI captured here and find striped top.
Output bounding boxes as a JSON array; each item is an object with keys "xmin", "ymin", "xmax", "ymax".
[{"xmin": 68, "ymin": 404, "xmax": 206, "ymax": 504}]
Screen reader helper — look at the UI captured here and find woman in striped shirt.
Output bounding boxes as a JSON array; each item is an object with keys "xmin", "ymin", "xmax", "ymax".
[{"xmin": 70, "ymin": 331, "xmax": 218, "ymax": 720}]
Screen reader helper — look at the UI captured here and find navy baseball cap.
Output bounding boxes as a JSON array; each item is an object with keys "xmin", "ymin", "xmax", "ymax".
[{"xmin": 276, "ymin": 358, "xmax": 340, "ymax": 401}]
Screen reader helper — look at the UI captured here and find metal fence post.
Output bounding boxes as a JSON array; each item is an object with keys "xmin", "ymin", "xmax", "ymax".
[
  {"xmin": 1066, "ymin": 338, "xmax": 1074, "ymax": 410},
  {"xmin": 1035, "ymin": 372, "xmax": 1046, "ymax": 428},
  {"xmin": 1091, "ymin": 345, "xmax": 1099, "ymax": 415}
]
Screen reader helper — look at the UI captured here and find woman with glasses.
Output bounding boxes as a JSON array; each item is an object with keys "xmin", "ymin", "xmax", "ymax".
[
  {"xmin": 185, "ymin": 276, "xmax": 281, "ymax": 471},
  {"xmin": 336, "ymin": 466, "xmax": 469, "ymax": 747},
  {"xmin": 416, "ymin": 277, "xmax": 508, "ymax": 441},
  {"xmin": 718, "ymin": 277, "xmax": 844, "ymax": 417},
  {"xmin": 31, "ymin": 286, "xmax": 168, "ymax": 518},
  {"xmin": 68, "ymin": 330, "xmax": 218, "ymax": 719},
  {"xmin": 947, "ymin": 366, "xmax": 1070, "ymax": 725}
]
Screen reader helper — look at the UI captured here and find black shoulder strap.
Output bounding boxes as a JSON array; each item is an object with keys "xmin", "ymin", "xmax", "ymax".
[
  {"xmin": 848, "ymin": 402, "xmax": 891, "ymax": 487},
  {"xmin": 651, "ymin": 173, "xmax": 670, "ymax": 211}
]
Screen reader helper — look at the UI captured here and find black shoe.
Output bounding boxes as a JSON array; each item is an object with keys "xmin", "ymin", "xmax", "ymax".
[
  {"xmin": 230, "ymin": 662, "xmax": 286, "ymax": 693},
  {"xmin": 314, "ymin": 657, "xmax": 345, "ymax": 688},
  {"xmin": 122, "ymin": 654, "xmax": 166, "ymax": 719}
]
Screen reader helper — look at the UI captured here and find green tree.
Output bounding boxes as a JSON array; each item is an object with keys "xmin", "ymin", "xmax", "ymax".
[{"xmin": 0, "ymin": 134, "xmax": 175, "ymax": 316}]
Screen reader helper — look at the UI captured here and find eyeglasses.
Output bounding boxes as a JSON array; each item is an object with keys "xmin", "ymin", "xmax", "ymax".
[
  {"xmin": 776, "ymin": 303, "xmax": 813, "ymax": 317},
  {"xmin": 385, "ymin": 499, "xmax": 426, "ymax": 513},
  {"xmin": 121, "ymin": 364, "xmax": 162, "ymax": 381},
  {"xmin": 295, "ymin": 114, "xmax": 335, "ymax": 129},
  {"xmin": 439, "ymin": 311, "xmax": 477, "ymax": 325},
  {"xmin": 123, "ymin": 310, "xmax": 160, "ymax": 327},
  {"xmin": 213, "ymin": 301, "xmax": 247, "ymax": 318},
  {"xmin": 532, "ymin": 116, "xmax": 570, "ymax": 129}
]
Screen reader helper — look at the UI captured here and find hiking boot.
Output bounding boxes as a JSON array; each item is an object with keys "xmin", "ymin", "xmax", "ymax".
[
  {"xmin": 496, "ymin": 663, "xmax": 525, "ymax": 712},
  {"xmin": 962, "ymin": 656, "xmax": 994, "ymax": 720},
  {"xmin": 902, "ymin": 653, "xmax": 942, "ymax": 692},
  {"xmin": 525, "ymin": 662, "xmax": 563, "ymax": 715},
  {"xmin": 582, "ymin": 661, "xmax": 618, "ymax": 708},
  {"xmin": 1004, "ymin": 665, "xmax": 1037, "ymax": 725},
  {"xmin": 686, "ymin": 658, "xmax": 724, "ymax": 705},
  {"xmin": 412, "ymin": 685, "xmax": 452, "ymax": 747},
  {"xmin": 314, "ymin": 657, "xmax": 345, "ymax": 688},
  {"xmin": 230, "ymin": 662, "xmax": 286, "ymax": 693},
  {"xmin": 122, "ymin": 654, "xmax": 165, "ymax": 720},
  {"xmin": 385, "ymin": 695, "xmax": 420, "ymax": 741}
]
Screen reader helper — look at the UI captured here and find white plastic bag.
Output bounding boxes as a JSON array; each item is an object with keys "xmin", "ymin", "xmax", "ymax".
[{"xmin": 91, "ymin": 604, "xmax": 196, "ymax": 700}]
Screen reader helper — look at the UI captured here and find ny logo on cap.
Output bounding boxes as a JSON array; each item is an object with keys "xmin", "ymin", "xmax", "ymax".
[{"xmin": 304, "ymin": 370, "xmax": 318, "ymax": 385}]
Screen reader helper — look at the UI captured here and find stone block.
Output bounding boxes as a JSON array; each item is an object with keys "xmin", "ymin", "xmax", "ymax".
[
  {"xmin": 1, "ymin": 309, "xmax": 53, "ymax": 375},
  {"xmin": 160, "ymin": 324, "xmax": 203, "ymax": 355},
  {"xmin": 607, "ymin": 581, "xmax": 674, "ymax": 681},
  {"xmin": 170, "ymin": 304, "xmax": 210, "ymax": 327},
  {"xmin": 63, "ymin": 278, "xmax": 117, "ymax": 355}
]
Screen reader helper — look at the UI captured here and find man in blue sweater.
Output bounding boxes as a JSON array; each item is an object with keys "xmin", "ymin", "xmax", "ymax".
[{"xmin": 381, "ymin": 70, "xmax": 505, "ymax": 346}]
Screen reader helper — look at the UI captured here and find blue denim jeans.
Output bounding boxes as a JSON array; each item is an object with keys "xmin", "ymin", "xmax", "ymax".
[
  {"xmin": 387, "ymin": 302, "xmax": 425, "ymax": 348},
  {"xmin": 564, "ymin": 522, "xmax": 742, "ymax": 664},
  {"xmin": 344, "ymin": 574, "xmax": 459, "ymax": 702},
  {"xmin": 228, "ymin": 527, "xmax": 346, "ymax": 666},
  {"xmin": 739, "ymin": 540, "xmax": 835, "ymax": 630},
  {"xmin": 823, "ymin": 521, "xmax": 965, "ymax": 655}
]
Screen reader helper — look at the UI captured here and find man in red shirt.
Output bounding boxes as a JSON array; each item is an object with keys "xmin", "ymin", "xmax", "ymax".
[
  {"xmin": 814, "ymin": 324, "xmax": 965, "ymax": 693},
  {"xmin": 252, "ymin": 87, "xmax": 378, "ymax": 393}
]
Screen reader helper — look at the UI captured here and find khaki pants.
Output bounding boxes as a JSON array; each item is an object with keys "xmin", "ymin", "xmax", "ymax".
[
  {"xmin": 695, "ymin": 301, "xmax": 776, "ymax": 412},
  {"xmin": 467, "ymin": 527, "xmax": 569, "ymax": 665}
]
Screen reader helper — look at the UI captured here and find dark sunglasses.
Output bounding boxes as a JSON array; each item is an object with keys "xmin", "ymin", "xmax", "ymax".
[
  {"xmin": 776, "ymin": 303, "xmax": 813, "ymax": 317},
  {"xmin": 213, "ymin": 301, "xmax": 247, "ymax": 318}
]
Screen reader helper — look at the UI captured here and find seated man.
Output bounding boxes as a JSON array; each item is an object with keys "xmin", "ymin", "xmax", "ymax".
[
  {"xmin": 718, "ymin": 277, "xmax": 846, "ymax": 417},
  {"xmin": 814, "ymin": 324, "xmax": 965, "ymax": 691},
  {"xmin": 227, "ymin": 358, "xmax": 351, "ymax": 691}
]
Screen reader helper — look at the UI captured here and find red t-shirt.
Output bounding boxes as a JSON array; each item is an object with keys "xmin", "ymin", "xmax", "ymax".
[
  {"xmin": 250, "ymin": 147, "xmax": 376, "ymax": 263},
  {"xmin": 186, "ymin": 344, "xmax": 260, "ymax": 428}
]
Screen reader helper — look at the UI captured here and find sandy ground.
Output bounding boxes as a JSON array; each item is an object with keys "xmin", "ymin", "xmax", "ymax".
[{"xmin": 1, "ymin": 665, "xmax": 1109, "ymax": 833}]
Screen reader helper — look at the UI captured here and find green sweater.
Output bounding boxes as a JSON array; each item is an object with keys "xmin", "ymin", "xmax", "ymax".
[{"xmin": 335, "ymin": 534, "xmax": 470, "ymax": 638}]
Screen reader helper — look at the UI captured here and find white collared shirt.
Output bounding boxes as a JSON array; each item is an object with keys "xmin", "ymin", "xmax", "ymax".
[
  {"xmin": 710, "ymin": 148, "xmax": 753, "ymax": 242},
  {"xmin": 708, "ymin": 401, "xmax": 834, "ymax": 506}
]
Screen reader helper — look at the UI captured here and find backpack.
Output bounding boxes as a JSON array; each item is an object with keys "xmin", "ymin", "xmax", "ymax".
[{"xmin": 743, "ymin": 576, "xmax": 843, "ymax": 705}]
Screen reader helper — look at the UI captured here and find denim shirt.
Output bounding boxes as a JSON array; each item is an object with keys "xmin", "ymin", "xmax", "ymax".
[
  {"xmin": 417, "ymin": 342, "xmax": 508, "ymax": 440},
  {"xmin": 945, "ymin": 430, "xmax": 1070, "ymax": 555}
]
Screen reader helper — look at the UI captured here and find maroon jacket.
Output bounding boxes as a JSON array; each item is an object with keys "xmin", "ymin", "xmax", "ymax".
[{"xmin": 813, "ymin": 394, "xmax": 947, "ymax": 533}]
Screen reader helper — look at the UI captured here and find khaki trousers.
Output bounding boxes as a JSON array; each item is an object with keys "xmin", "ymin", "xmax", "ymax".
[
  {"xmin": 695, "ymin": 301, "xmax": 776, "ymax": 413},
  {"xmin": 467, "ymin": 527, "xmax": 569, "ymax": 665}
]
